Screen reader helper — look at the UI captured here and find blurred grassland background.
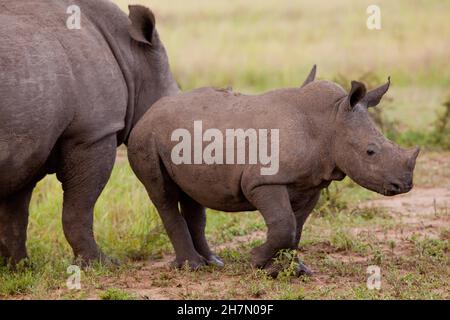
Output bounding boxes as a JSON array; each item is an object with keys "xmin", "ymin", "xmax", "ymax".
[{"xmin": 114, "ymin": 0, "xmax": 450, "ymax": 134}]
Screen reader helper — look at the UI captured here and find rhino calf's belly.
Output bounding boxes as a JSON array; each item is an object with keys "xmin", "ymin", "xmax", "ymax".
[{"xmin": 181, "ymin": 188, "xmax": 255, "ymax": 212}]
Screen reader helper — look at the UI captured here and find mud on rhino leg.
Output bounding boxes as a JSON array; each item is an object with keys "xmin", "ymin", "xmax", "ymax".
[
  {"xmin": 180, "ymin": 193, "xmax": 224, "ymax": 267},
  {"xmin": 56, "ymin": 135, "xmax": 116, "ymax": 266},
  {"xmin": 0, "ymin": 184, "xmax": 34, "ymax": 265},
  {"xmin": 246, "ymin": 185, "xmax": 297, "ymax": 276}
]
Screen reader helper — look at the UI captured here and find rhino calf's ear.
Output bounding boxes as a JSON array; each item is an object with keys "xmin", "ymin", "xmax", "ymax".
[
  {"xmin": 346, "ymin": 81, "xmax": 367, "ymax": 110},
  {"xmin": 301, "ymin": 64, "xmax": 317, "ymax": 88},
  {"xmin": 361, "ymin": 77, "xmax": 391, "ymax": 108},
  {"xmin": 128, "ymin": 5, "xmax": 156, "ymax": 46}
]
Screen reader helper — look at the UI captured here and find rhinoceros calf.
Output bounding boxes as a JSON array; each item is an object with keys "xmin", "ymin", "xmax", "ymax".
[
  {"xmin": 0, "ymin": 0, "xmax": 179, "ymax": 265},
  {"xmin": 128, "ymin": 68, "xmax": 419, "ymax": 276}
]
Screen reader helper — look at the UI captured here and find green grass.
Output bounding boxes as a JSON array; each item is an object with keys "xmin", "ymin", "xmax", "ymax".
[{"xmin": 99, "ymin": 288, "xmax": 136, "ymax": 300}]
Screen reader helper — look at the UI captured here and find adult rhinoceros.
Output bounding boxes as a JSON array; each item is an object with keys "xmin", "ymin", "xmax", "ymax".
[{"xmin": 0, "ymin": 0, "xmax": 179, "ymax": 265}]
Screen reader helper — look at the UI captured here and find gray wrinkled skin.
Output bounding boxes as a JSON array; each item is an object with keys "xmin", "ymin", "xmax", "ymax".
[
  {"xmin": 128, "ymin": 68, "xmax": 419, "ymax": 276},
  {"xmin": 0, "ymin": 0, "xmax": 178, "ymax": 265}
]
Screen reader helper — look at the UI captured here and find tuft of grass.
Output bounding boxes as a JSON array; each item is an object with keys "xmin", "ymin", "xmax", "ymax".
[
  {"xmin": 0, "ymin": 269, "xmax": 36, "ymax": 297},
  {"xmin": 330, "ymin": 231, "xmax": 368, "ymax": 254},
  {"xmin": 99, "ymin": 288, "xmax": 135, "ymax": 300},
  {"xmin": 275, "ymin": 286, "xmax": 306, "ymax": 300},
  {"xmin": 315, "ymin": 184, "xmax": 348, "ymax": 217},
  {"xmin": 272, "ymin": 249, "xmax": 300, "ymax": 280},
  {"xmin": 411, "ymin": 237, "xmax": 448, "ymax": 261}
]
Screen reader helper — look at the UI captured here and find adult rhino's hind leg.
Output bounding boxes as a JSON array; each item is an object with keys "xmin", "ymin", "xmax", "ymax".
[
  {"xmin": 180, "ymin": 194, "xmax": 224, "ymax": 267},
  {"xmin": 56, "ymin": 135, "xmax": 117, "ymax": 266},
  {"xmin": 0, "ymin": 185, "xmax": 34, "ymax": 266}
]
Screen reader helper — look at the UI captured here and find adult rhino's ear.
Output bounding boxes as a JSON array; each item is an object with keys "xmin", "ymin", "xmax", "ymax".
[
  {"xmin": 346, "ymin": 81, "xmax": 367, "ymax": 111},
  {"xmin": 128, "ymin": 5, "xmax": 156, "ymax": 46},
  {"xmin": 361, "ymin": 77, "xmax": 390, "ymax": 108},
  {"xmin": 301, "ymin": 64, "xmax": 317, "ymax": 88}
]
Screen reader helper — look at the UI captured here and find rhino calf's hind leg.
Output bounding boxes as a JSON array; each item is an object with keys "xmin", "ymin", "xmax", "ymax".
[
  {"xmin": 147, "ymin": 172, "xmax": 206, "ymax": 269},
  {"xmin": 129, "ymin": 139, "xmax": 206, "ymax": 270},
  {"xmin": 0, "ymin": 185, "xmax": 34, "ymax": 265},
  {"xmin": 180, "ymin": 194, "xmax": 224, "ymax": 267},
  {"xmin": 56, "ymin": 135, "xmax": 117, "ymax": 266}
]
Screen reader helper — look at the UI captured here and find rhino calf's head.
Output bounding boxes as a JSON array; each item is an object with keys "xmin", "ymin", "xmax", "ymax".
[{"xmin": 332, "ymin": 79, "xmax": 420, "ymax": 196}]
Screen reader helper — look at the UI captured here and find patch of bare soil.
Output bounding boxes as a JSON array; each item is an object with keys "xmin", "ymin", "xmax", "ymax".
[
  {"xmin": 94, "ymin": 232, "xmax": 268, "ymax": 300},
  {"xmin": 362, "ymin": 187, "xmax": 449, "ymax": 240},
  {"xmin": 215, "ymin": 231, "xmax": 266, "ymax": 252}
]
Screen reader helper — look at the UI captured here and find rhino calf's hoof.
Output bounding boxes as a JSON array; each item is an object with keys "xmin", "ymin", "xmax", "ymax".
[
  {"xmin": 205, "ymin": 255, "xmax": 225, "ymax": 268},
  {"xmin": 295, "ymin": 261, "xmax": 313, "ymax": 277},
  {"xmin": 262, "ymin": 258, "xmax": 313, "ymax": 278},
  {"xmin": 74, "ymin": 251, "xmax": 120, "ymax": 269},
  {"xmin": 170, "ymin": 255, "xmax": 207, "ymax": 270}
]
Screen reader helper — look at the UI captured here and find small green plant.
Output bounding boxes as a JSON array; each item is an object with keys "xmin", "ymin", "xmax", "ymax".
[
  {"xmin": 412, "ymin": 238, "xmax": 448, "ymax": 261},
  {"xmin": 99, "ymin": 288, "xmax": 135, "ymax": 300},
  {"xmin": 0, "ymin": 270, "xmax": 36, "ymax": 297},
  {"xmin": 272, "ymin": 249, "xmax": 300, "ymax": 280},
  {"xmin": 330, "ymin": 231, "xmax": 355, "ymax": 252},
  {"xmin": 315, "ymin": 184, "xmax": 348, "ymax": 217},
  {"xmin": 248, "ymin": 279, "xmax": 270, "ymax": 298},
  {"xmin": 276, "ymin": 286, "xmax": 306, "ymax": 300},
  {"xmin": 371, "ymin": 249, "xmax": 384, "ymax": 265},
  {"xmin": 330, "ymin": 230, "xmax": 369, "ymax": 254}
]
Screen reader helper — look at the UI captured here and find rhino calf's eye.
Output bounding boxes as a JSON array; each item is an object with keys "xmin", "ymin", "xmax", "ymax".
[{"xmin": 367, "ymin": 149, "xmax": 376, "ymax": 156}]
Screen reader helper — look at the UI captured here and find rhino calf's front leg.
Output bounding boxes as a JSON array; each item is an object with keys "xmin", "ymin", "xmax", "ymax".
[
  {"xmin": 246, "ymin": 185, "xmax": 297, "ymax": 275},
  {"xmin": 289, "ymin": 192, "xmax": 321, "ymax": 276}
]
